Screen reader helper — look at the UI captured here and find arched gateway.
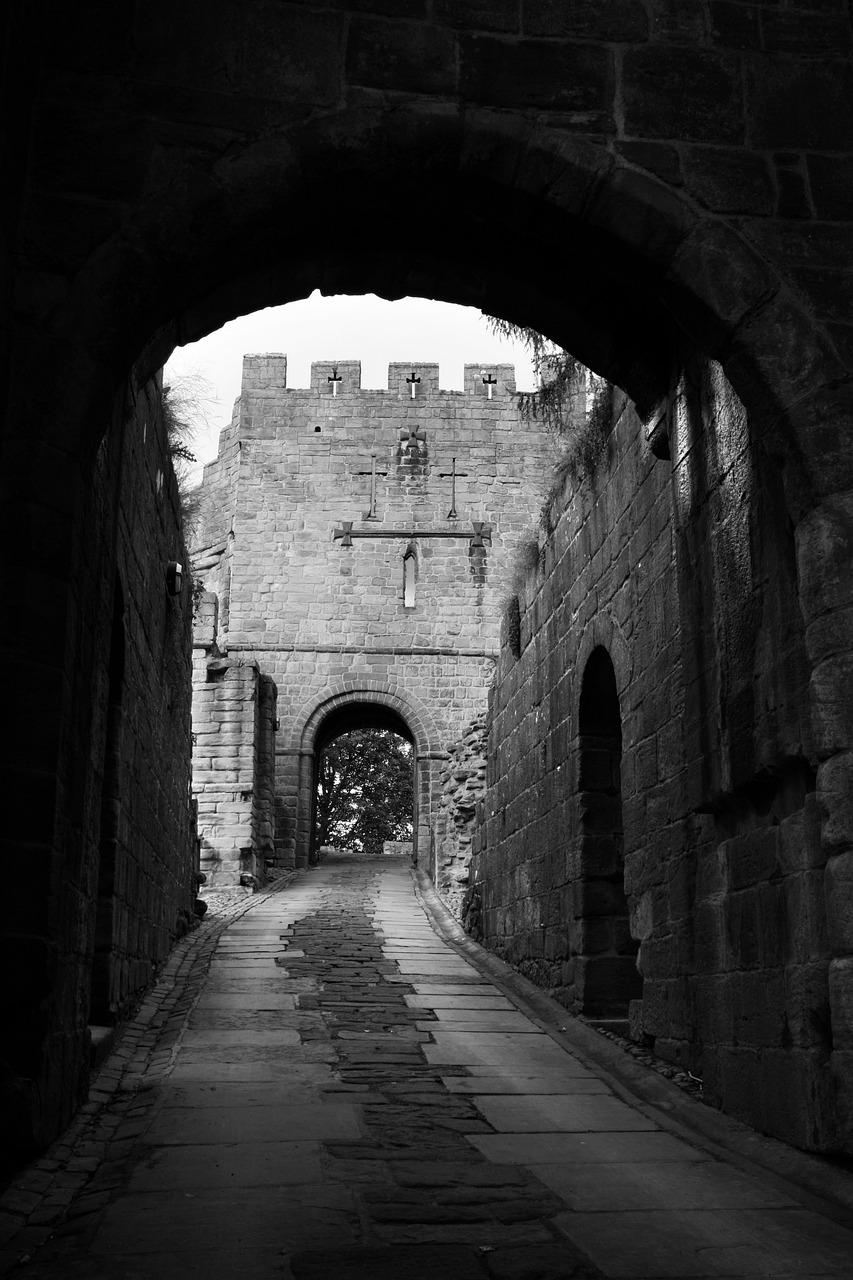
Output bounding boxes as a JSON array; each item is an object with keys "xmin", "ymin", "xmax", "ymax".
[{"xmin": 290, "ymin": 685, "xmax": 439, "ymax": 869}]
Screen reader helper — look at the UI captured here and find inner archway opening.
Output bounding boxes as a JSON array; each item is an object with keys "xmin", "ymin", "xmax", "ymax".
[{"xmin": 312, "ymin": 706, "xmax": 414, "ymax": 861}]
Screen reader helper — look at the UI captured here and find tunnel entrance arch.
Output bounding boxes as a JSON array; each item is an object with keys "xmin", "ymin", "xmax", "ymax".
[{"xmin": 5, "ymin": 46, "xmax": 853, "ymax": 1162}]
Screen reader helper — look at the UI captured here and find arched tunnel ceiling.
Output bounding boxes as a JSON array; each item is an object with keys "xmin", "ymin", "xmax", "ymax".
[{"xmin": 144, "ymin": 171, "xmax": 680, "ymax": 419}]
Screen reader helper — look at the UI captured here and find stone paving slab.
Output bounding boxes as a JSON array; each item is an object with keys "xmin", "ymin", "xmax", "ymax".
[
  {"xmin": 159, "ymin": 1079, "xmax": 333, "ymax": 1108},
  {"xmin": 394, "ymin": 962, "xmax": 482, "ymax": 975},
  {"xmin": 204, "ymin": 978, "xmax": 316, "ymax": 996},
  {"xmin": 19, "ymin": 1246, "xmax": 297, "ymax": 1280},
  {"xmin": 91, "ymin": 1185, "xmax": 359, "ymax": 1255},
  {"xmin": 424, "ymin": 1031, "xmax": 587, "ymax": 1071},
  {"xmin": 405, "ymin": 993, "xmax": 514, "ymax": 1009},
  {"xmin": 531, "ymin": 1159, "xmax": 799, "ymax": 1211},
  {"xmin": 188, "ymin": 1009, "xmax": 310, "ymax": 1031},
  {"xmin": 417, "ymin": 1012, "xmax": 541, "ymax": 1031},
  {"xmin": 472, "ymin": 1094, "xmax": 659, "ymax": 1132},
  {"xmin": 553, "ymin": 1207, "xmax": 853, "ymax": 1277},
  {"xmin": 179, "ymin": 1028, "xmax": 302, "ymax": 1046},
  {"xmin": 215, "ymin": 938, "xmax": 284, "ymax": 947},
  {"xmin": 194, "ymin": 992, "xmax": 297, "ymax": 1009},
  {"xmin": 288, "ymin": 1243, "xmax": 494, "ymax": 1280},
  {"xmin": 167, "ymin": 1058, "xmax": 320, "ymax": 1082},
  {"xmin": 445, "ymin": 1074, "xmax": 608, "ymax": 1095},
  {"xmin": 383, "ymin": 973, "xmax": 486, "ymax": 984},
  {"xmin": 470, "ymin": 1131, "xmax": 707, "ymax": 1164},
  {"xmin": 410, "ymin": 982, "xmax": 503, "ymax": 994},
  {"xmin": 370, "ymin": 1219, "xmax": 556, "ymax": 1246},
  {"xmin": 144, "ymin": 1102, "xmax": 362, "ymax": 1144},
  {"xmin": 172, "ymin": 1043, "xmax": 337, "ymax": 1065},
  {"xmin": 126, "ymin": 1139, "xmax": 325, "ymax": 1189}
]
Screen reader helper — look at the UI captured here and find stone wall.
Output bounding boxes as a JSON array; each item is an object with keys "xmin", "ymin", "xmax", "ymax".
[
  {"xmin": 1, "ymin": 374, "xmax": 197, "ymax": 1170},
  {"xmin": 191, "ymin": 652, "xmax": 277, "ymax": 888},
  {"xmin": 434, "ymin": 716, "xmax": 488, "ymax": 918},
  {"xmin": 469, "ymin": 359, "xmax": 844, "ymax": 1154},
  {"xmin": 191, "ymin": 588, "xmax": 277, "ymax": 887},
  {"xmin": 191, "ymin": 356, "xmax": 558, "ymax": 882}
]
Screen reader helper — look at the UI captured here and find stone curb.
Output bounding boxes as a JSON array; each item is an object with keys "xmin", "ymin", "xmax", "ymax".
[
  {"xmin": 413, "ymin": 869, "xmax": 853, "ymax": 1230},
  {"xmin": 0, "ymin": 871, "xmax": 298, "ymax": 1268}
]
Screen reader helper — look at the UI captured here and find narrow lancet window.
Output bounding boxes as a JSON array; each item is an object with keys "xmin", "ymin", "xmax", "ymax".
[{"xmin": 403, "ymin": 548, "xmax": 416, "ymax": 608}]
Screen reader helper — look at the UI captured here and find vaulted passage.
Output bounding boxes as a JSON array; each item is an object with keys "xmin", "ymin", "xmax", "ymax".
[{"xmin": 3, "ymin": 0, "xmax": 853, "ymax": 1182}]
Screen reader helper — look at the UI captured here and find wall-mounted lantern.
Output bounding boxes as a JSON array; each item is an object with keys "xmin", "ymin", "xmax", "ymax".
[{"xmin": 166, "ymin": 561, "xmax": 184, "ymax": 596}]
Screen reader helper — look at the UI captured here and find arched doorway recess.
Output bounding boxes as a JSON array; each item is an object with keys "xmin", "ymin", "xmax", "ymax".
[{"xmin": 574, "ymin": 646, "xmax": 642, "ymax": 1021}]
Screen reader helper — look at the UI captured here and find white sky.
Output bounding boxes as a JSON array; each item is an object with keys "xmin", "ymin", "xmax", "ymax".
[{"xmin": 164, "ymin": 292, "xmax": 538, "ymax": 486}]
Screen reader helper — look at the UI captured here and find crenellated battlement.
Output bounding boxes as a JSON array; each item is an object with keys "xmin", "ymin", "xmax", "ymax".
[{"xmin": 240, "ymin": 354, "xmax": 516, "ymax": 398}]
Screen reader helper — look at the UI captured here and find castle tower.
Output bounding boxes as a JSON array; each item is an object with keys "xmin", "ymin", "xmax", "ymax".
[{"xmin": 189, "ymin": 357, "xmax": 559, "ymax": 893}]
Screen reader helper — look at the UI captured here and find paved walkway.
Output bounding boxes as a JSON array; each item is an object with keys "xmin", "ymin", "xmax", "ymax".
[{"xmin": 3, "ymin": 854, "xmax": 853, "ymax": 1278}]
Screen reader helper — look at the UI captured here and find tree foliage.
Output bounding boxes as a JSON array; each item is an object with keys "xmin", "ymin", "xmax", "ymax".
[
  {"xmin": 486, "ymin": 316, "xmax": 587, "ymax": 434},
  {"xmin": 159, "ymin": 372, "xmax": 216, "ymax": 544},
  {"xmin": 314, "ymin": 728, "xmax": 413, "ymax": 855},
  {"xmin": 485, "ymin": 317, "xmax": 614, "ymax": 523}
]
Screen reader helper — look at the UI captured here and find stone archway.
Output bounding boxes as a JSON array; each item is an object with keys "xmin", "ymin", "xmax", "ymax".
[
  {"xmin": 16, "ymin": 110, "xmax": 849, "ymax": 919},
  {"xmin": 5, "ymin": 9, "xmax": 853, "ymax": 1159},
  {"xmin": 290, "ymin": 685, "xmax": 445, "ymax": 870}
]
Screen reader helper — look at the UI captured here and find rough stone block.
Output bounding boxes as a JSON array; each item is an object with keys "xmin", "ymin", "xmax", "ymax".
[
  {"xmin": 778, "ymin": 800, "xmax": 824, "ymax": 873},
  {"xmin": 748, "ymin": 59, "xmax": 853, "ymax": 150},
  {"xmin": 828, "ymin": 958, "xmax": 853, "ymax": 1051},
  {"xmin": 760, "ymin": 1049, "xmax": 836, "ymax": 1152},
  {"xmin": 460, "ymin": 35, "xmax": 613, "ymax": 120},
  {"xmin": 623, "ymin": 46, "xmax": 743, "ymax": 143},
  {"xmin": 349, "ymin": 19, "xmax": 459, "ymax": 97},
  {"xmin": 824, "ymin": 853, "xmax": 853, "ymax": 953},
  {"xmin": 682, "ymin": 145, "xmax": 774, "ymax": 215},
  {"xmin": 809, "ymin": 653, "xmax": 853, "ymax": 758},
  {"xmin": 830, "ymin": 1050, "xmax": 853, "ymax": 1150},
  {"xmin": 525, "ymin": 0, "xmax": 648, "ymax": 41},
  {"xmin": 818, "ymin": 752, "xmax": 853, "ymax": 858}
]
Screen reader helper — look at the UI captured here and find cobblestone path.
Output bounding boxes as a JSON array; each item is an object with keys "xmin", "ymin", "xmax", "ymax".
[{"xmin": 4, "ymin": 854, "xmax": 853, "ymax": 1278}]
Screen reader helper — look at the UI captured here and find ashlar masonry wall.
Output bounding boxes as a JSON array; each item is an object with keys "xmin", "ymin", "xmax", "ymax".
[
  {"xmin": 191, "ymin": 355, "xmax": 558, "ymax": 890},
  {"xmin": 469, "ymin": 359, "xmax": 844, "ymax": 1155},
  {"xmin": 5, "ymin": 373, "xmax": 197, "ymax": 1168},
  {"xmin": 90, "ymin": 381, "xmax": 198, "ymax": 1023},
  {"xmin": 191, "ymin": 594, "xmax": 277, "ymax": 888}
]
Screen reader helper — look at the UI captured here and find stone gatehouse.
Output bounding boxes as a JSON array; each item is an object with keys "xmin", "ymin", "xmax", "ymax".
[{"xmin": 189, "ymin": 355, "xmax": 558, "ymax": 896}]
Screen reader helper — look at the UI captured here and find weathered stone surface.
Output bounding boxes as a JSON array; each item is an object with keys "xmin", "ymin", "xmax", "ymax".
[
  {"xmin": 622, "ymin": 47, "xmax": 743, "ymax": 142},
  {"xmin": 190, "ymin": 357, "xmax": 558, "ymax": 883},
  {"xmin": 467, "ymin": 359, "xmax": 841, "ymax": 1153}
]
